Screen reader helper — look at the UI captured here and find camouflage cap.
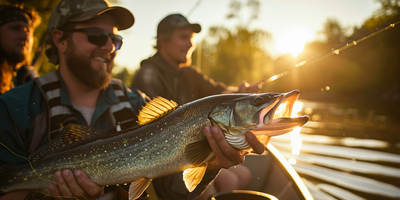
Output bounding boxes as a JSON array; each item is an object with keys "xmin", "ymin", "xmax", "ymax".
[
  {"xmin": 157, "ymin": 13, "xmax": 201, "ymax": 35},
  {"xmin": 48, "ymin": 0, "xmax": 134, "ymax": 32},
  {"xmin": 46, "ymin": 0, "xmax": 134, "ymax": 64}
]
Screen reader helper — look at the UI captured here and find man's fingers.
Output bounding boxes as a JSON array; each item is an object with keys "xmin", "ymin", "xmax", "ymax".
[
  {"xmin": 74, "ymin": 170, "xmax": 103, "ymax": 197},
  {"xmin": 204, "ymin": 126, "xmax": 244, "ymax": 168},
  {"xmin": 61, "ymin": 169, "xmax": 87, "ymax": 199},
  {"xmin": 211, "ymin": 126, "xmax": 243, "ymax": 165},
  {"xmin": 245, "ymin": 132, "xmax": 265, "ymax": 154},
  {"xmin": 48, "ymin": 183, "xmax": 64, "ymax": 200},
  {"xmin": 53, "ymin": 170, "xmax": 74, "ymax": 198}
]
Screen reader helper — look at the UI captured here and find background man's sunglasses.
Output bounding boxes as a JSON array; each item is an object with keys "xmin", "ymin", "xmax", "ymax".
[{"xmin": 64, "ymin": 27, "xmax": 123, "ymax": 50}]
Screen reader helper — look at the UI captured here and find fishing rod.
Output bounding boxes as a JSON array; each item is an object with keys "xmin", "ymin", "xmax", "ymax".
[
  {"xmin": 187, "ymin": 0, "xmax": 204, "ymax": 17},
  {"xmin": 257, "ymin": 16, "xmax": 400, "ymax": 86}
]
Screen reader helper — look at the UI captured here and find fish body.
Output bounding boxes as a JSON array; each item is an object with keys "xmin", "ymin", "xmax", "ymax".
[{"xmin": 0, "ymin": 90, "xmax": 308, "ymax": 199}]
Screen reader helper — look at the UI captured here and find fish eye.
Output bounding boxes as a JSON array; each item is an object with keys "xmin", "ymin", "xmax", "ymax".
[{"xmin": 252, "ymin": 96, "xmax": 264, "ymax": 106}]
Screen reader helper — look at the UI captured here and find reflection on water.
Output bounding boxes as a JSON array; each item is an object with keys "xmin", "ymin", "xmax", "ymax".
[{"xmin": 271, "ymin": 99, "xmax": 400, "ymax": 200}]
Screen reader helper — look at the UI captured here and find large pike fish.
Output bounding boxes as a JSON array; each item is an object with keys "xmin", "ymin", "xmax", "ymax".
[{"xmin": 0, "ymin": 90, "xmax": 308, "ymax": 199}]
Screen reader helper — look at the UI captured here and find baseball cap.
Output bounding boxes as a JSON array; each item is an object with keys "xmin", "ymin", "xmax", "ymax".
[
  {"xmin": 46, "ymin": 0, "xmax": 134, "ymax": 64},
  {"xmin": 157, "ymin": 13, "xmax": 201, "ymax": 35},
  {"xmin": 48, "ymin": 0, "xmax": 134, "ymax": 32}
]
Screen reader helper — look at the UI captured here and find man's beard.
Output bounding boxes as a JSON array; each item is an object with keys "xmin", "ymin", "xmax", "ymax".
[
  {"xmin": 65, "ymin": 40, "xmax": 112, "ymax": 90},
  {"xmin": 0, "ymin": 42, "xmax": 26, "ymax": 67}
]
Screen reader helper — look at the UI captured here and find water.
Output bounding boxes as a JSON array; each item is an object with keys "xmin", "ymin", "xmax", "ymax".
[{"xmin": 271, "ymin": 99, "xmax": 400, "ymax": 200}]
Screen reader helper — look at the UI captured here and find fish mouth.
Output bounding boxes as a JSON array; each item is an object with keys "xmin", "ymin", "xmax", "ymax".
[{"xmin": 253, "ymin": 90, "xmax": 309, "ymax": 137}]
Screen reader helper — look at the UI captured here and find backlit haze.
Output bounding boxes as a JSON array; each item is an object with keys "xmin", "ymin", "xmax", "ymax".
[{"xmin": 114, "ymin": 0, "xmax": 379, "ymax": 72}]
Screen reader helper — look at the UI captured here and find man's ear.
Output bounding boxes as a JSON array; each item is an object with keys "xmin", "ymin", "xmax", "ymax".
[{"xmin": 52, "ymin": 29, "xmax": 68, "ymax": 53}]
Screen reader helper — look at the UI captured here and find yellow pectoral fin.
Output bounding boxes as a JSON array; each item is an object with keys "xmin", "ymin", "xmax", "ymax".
[
  {"xmin": 183, "ymin": 163, "xmax": 208, "ymax": 192},
  {"xmin": 129, "ymin": 178, "xmax": 152, "ymax": 200},
  {"xmin": 137, "ymin": 97, "xmax": 178, "ymax": 125}
]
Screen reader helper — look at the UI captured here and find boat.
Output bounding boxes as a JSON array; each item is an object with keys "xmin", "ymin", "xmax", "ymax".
[{"xmin": 210, "ymin": 143, "xmax": 314, "ymax": 200}]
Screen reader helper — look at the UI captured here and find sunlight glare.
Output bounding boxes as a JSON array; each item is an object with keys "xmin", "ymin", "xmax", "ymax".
[
  {"xmin": 275, "ymin": 26, "xmax": 314, "ymax": 57},
  {"xmin": 290, "ymin": 101, "xmax": 303, "ymax": 156},
  {"xmin": 289, "ymin": 158, "xmax": 297, "ymax": 164}
]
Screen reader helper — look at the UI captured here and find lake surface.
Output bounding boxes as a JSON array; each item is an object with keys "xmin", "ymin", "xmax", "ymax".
[{"xmin": 270, "ymin": 99, "xmax": 400, "ymax": 200}]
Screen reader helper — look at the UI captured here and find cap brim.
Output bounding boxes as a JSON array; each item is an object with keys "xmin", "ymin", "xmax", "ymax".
[
  {"xmin": 175, "ymin": 23, "xmax": 201, "ymax": 33},
  {"xmin": 70, "ymin": 6, "xmax": 134, "ymax": 30},
  {"xmin": 189, "ymin": 23, "xmax": 201, "ymax": 33}
]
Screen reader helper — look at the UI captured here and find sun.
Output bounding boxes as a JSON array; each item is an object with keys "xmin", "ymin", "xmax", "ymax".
[{"xmin": 274, "ymin": 26, "xmax": 314, "ymax": 57}]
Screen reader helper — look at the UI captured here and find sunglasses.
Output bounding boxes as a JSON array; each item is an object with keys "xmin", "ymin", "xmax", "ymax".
[{"xmin": 64, "ymin": 27, "xmax": 123, "ymax": 50}]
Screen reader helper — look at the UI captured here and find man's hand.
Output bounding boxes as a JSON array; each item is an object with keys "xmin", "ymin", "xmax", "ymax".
[
  {"xmin": 203, "ymin": 125, "xmax": 265, "ymax": 172},
  {"xmin": 238, "ymin": 81, "xmax": 262, "ymax": 93},
  {"xmin": 48, "ymin": 169, "xmax": 103, "ymax": 200}
]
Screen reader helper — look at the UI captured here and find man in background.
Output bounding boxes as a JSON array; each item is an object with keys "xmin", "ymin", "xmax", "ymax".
[
  {"xmin": 131, "ymin": 13, "xmax": 262, "ymax": 200},
  {"xmin": 0, "ymin": 4, "xmax": 40, "ymax": 95}
]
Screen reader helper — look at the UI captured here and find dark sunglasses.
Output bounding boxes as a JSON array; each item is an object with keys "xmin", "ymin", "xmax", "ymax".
[{"xmin": 64, "ymin": 27, "xmax": 123, "ymax": 50}]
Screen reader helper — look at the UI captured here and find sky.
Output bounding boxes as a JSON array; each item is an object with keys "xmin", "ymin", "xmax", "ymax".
[{"xmin": 113, "ymin": 0, "xmax": 380, "ymax": 72}]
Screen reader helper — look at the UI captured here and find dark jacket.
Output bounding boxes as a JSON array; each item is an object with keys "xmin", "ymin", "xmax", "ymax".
[{"xmin": 131, "ymin": 52, "xmax": 226, "ymax": 105}]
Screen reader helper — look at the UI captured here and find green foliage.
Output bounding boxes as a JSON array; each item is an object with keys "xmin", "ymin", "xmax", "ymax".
[
  {"xmin": 199, "ymin": 26, "xmax": 272, "ymax": 85},
  {"xmin": 197, "ymin": 0, "xmax": 272, "ymax": 86},
  {"xmin": 112, "ymin": 67, "xmax": 135, "ymax": 87},
  {"xmin": 271, "ymin": 0, "xmax": 400, "ymax": 99},
  {"xmin": 198, "ymin": 0, "xmax": 400, "ymax": 100},
  {"xmin": 319, "ymin": 18, "xmax": 348, "ymax": 45}
]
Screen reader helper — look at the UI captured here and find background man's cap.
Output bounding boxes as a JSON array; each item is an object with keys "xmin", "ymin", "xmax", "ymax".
[
  {"xmin": 157, "ymin": 13, "xmax": 201, "ymax": 35},
  {"xmin": 48, "ymin": 0, "xmax": 134, "ymax": 33}
]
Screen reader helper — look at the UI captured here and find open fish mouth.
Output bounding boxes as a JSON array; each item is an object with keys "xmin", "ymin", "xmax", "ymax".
[{"xmin": 254, "ymin": 90, "xmax": 309, "ymax": 137}]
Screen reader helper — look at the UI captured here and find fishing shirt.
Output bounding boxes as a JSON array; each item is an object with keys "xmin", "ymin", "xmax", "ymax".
[{"xmin": 131, "ymin": 52, "xmax": 227, "ymax": 105}]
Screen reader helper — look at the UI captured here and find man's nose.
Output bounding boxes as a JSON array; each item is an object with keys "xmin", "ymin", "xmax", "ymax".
[
  {"xmin": 187, "ymin": 39, "xmax": 193, "ymax": 48},
  {"xmin": 100, "ymin": 36, "xmax": 115, "ymax": 54},
  {"xmin": 19, "ymin": 28, "xmax": 28, "ymax": 40}
]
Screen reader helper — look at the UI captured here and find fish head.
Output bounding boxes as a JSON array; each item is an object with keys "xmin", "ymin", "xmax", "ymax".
[{"xmin": 209, "ymin": 90, "xmax": 309, "ymax": 138}]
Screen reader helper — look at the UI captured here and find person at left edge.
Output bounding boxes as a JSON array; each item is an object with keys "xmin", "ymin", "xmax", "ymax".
[
  {"xmin": 0, "ymin": 1, "xmax": 266, "ymax": 200},
  {"xmin": 0, "ymin": 4, "xmax": 41, "ymax": 95}
]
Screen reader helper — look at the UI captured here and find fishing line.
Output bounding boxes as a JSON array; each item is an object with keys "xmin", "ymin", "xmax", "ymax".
[
  {"xmin": 0, "ymin": 142, "xmax": 84, "ymax": 200},
  {"xmin": 258, "ymin": 16, "xmax": 400, "ymax": 86},
  {"xmin": 187, "ymin": 0, "xmax": 204, "ymax": 17}
]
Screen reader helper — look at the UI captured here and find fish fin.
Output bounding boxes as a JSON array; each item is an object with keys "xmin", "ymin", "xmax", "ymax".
[
  {"xmin": 137, "ymin": 97, "xmax": 178, "ymax": 125},
  {"xmin": 129, "ymin": 178, "xmax": 152, "ymax": 200},
  {"xmin": 183, "ymin": 163, "xmax": 208, "ymax": 192},
  {"xmin": 185, "ymin": 140, "xmax": 213, "ymax": 165},
  {"xmin": 28, "ymin": 124, "xmax": 108, "ymax": 160}
]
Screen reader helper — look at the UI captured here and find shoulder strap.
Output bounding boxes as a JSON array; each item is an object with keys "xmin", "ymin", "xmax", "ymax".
[
  {"xmin": 109, "ymin": 79, "xmax": 138, "ymax": 131},
  {"xmin": 34, "ymin": 71, "xmax": 78, "ymax": 141},
  {"xmin": 34, "ymin": 74, "xmax": 138, "ymax": 139}
]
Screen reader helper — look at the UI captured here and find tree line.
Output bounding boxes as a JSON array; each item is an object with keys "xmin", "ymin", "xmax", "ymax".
[{"xmin": 2, "ymin": 0, "xmax": 399, "ymax": 101}]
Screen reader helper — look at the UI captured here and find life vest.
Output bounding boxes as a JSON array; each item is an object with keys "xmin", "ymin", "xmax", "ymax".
[{"xmin": 34, "ymin": 70, "xmax": 138, "ymax": 140}]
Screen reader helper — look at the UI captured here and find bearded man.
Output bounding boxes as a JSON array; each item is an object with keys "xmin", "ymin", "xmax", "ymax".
[
  {"xmin": 0, "ymin": 1, "xmax": 265, "ymax": 200},
  {"xmin": 0, "ymin": 4, "xmax": 40, "ymax": 94}
]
